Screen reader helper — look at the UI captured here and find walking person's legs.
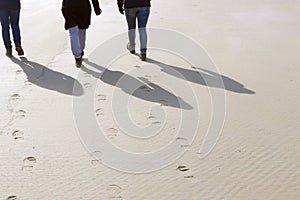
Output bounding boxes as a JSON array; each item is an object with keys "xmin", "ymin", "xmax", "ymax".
[
  {"xmin": 0, "ymin": 10, "xmax": 13, "ymax": 56},
  {"xmin": 10, "ymin": 9, "xmax": 24, "ymax": 56}
]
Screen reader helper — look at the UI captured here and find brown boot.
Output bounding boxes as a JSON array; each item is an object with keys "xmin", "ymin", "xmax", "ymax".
[
  {"xmin": 140, "ymin": 50, "xmax": 146, "ymax": 61},
  {"xmin": 15, "ymin": 46, "xmax": 24, "ymax": 56},
  {"xmin": 6, "ymin": 49, "xmax": 12, "ymax": 57}
]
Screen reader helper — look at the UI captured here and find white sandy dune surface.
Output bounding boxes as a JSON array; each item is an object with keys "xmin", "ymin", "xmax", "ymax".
[{"xmin": 0, "ymin": 0, "xmax": 300, "ymax": 199}]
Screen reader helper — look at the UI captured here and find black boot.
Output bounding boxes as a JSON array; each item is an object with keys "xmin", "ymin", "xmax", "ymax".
[{"xmin": 75, "ymin": 56, "xmax": 82, "ymax": 68}]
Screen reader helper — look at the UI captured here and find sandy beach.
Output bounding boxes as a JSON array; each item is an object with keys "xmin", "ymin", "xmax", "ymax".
[{"xmin": 1, "ymin": 0, "xmax": 300, "ymax": 199}]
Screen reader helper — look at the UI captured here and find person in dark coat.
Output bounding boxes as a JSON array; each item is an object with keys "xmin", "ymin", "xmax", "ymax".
[
  {"xmin": 0, "ymin": 0, "xmax": 24, "ymax": 57},
  {"xmin": 117, "ymin": 0, "xmax": 151, "ymax": 61},
  {"xmin": 62, "ymin": 0, "xmax": 101, "ymax": 67}
]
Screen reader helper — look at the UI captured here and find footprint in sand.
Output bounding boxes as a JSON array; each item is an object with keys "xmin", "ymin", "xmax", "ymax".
[
  {"xmin": 144, "ymin": 75, "xmax": 152, "ymax": 79},
  {"xmin": 177, "ymin": 165, "xmax": 190, "ymax": 172},
  {"xmin": 95, "ymin": 108, "xmax": 104, "ymax": 117},
  {"xmin": 84, "ymin": 83, "xmax": 91, "ymax": 89},
  {"xmin": 147, "ymin": 114, "xmax": 162, "ymax": 125},
  {"xmin": 12, "ymin": 130, "xmax": 24, "ymax": 141},
  {"xmin": 22, "ymin": 156, "xmax": 37, "ymax": 171},
  {"xmin": 91, "ymin": 151, "xmax": 102, "ymax": 165},
  {"xmin": 97, "ymin": 94, "xmax": 107, "ymax": 101},
  {"xmin": 176, "ymin": 165, "xmax": 198, "ymax": 182},
  {"xmin": 15, "ymin": 69, "xmax": 23, "ymax": 75},
  {"xmin": 14, "ymin": 110, "xmax": 26, "ymax": 119},
  {"xmin": 107, "ymin": 184, "xmax": 123, "ymax": 199},
  {"xmin": 159, "ymin": 100, "xmax": 169, "ymax": 106},
  {"xmin": 106, "ymin": 128, "xmax": 118, "ymax": 139},
  {"xmin": 9, "ymin": 94, "xmax": 21, "ymax": 105},
  {"xmin": 6, "ymin": 196, "xmax": 18, "ymax": 200},
  {"xmin": 176, "ymin": 137, "xmax": 190, "ymax": 148},
  {"xmin": 24, "ymin": 80, "xmax": 32, "ymax": 86},
  {"xmin": 147, "ymin": 115, "xmax": 157, "ymax": 120}
]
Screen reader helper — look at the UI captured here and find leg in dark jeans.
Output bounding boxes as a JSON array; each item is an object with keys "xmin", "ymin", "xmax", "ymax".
[
  {"xmin": 0, "ymin": 10, "xmax": 12, "ymax": 49},
  {"xmin": 137, "ymin": 7, "xmax": 150, "ymax": 51},
  {"xmin": 9, "ymin": 10, "xmax": 21, "ymax": 47},
  {"xmin": 125, "ymin": 8, "xmax": 137, "ymax": 49}
]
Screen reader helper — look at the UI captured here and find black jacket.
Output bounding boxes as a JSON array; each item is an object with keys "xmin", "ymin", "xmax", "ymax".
[
  {"xmin": 62, "ymin": 0, "xmax": 101, "ymax": 30},
  {"xmin": 118, "ymin": 0, "xmax": 151, "ymax": 9},
  {"xmin": 0, "ymin": 0, "xmax": 20, "ymax": 10}
]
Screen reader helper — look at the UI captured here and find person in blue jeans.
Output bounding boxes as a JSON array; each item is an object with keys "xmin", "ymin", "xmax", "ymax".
[
  {"xmin": 62, "ymin": 0, "xmax": 101, "ymax": 67},
  {"xmin": 0, "ymin": 0, "xmax": 24, "ymax": 57},
  {"xmin": 118, "ymin": 0, "xmax": 151, "ymax": 61}
]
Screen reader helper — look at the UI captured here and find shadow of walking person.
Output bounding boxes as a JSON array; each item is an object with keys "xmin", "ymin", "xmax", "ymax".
[
  {"xmin": 10, "ymin": 57, "xmax": 84, "ymax": 96},
  {"xmin": 145, "ymin": 58, "xmax": 255, "ymax": 94},
  {"xmin": 82, "ymin": 59, "xmax": 193, "ymax": 110}
]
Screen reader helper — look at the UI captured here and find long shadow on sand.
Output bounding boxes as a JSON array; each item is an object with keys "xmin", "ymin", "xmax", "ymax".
[
  {"xmin": 82, "ymin": 59, "xmax": 193, "ymax": 110},
  {"xmin": 145, "ymin": 58, "xmax": 255, "ymax": 94},
  {"xmin": 10, "ymin": 57, "xmax": 83, "ymax": 96}
]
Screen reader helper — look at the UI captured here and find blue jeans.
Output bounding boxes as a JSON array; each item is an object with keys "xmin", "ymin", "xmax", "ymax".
[
  {"xmin": 125, "ymin": 7, "xmax": 150, "ymax": 51},
  {"xmin": 0, "ymin": 10, "xmax": 21, "ymax": 49},
  {"xmin": 68, "ymin": 26, "xmax": 86, "ymax": 57}
]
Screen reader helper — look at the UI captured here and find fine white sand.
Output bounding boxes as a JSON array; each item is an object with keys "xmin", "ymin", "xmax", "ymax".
[{"xmin": 1, "ymin": 0, "xmax": 300, "ymax": 199}]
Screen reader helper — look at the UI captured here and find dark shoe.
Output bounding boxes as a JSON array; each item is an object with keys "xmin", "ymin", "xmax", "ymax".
[
  {"xmin": 81, "ymin": 51, "xmax": 84, "ymax": 58},
  {"xmin": 140, "ymin": 51, "xmax": 146, "ymax": 61},
  {"xmin": 6, "ymin": 49, "xmax": 13, "ymax": 57},
  {"xmin": 15, "ymin": 46, "xmax": 24, "ymax": 56},
  {"xmin": 75, "ymin": 56, "xmax": 82, "ymax": 68},
  {"xmin": 127, "ymin": 43, "xmax": 135, "ymax": 54}
]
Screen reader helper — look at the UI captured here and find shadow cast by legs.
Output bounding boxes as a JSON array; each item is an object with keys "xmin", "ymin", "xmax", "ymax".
[
  {"xmin": 145, "ymin": 58, "xmax": 255, "ymax": 94},
  {"xmin": 82, "ymin": 59, "xmax": 193, "ymax": 110},
  {"xmin": 10, "ymin": 57, "xmax": 83, "ymax": 96}
]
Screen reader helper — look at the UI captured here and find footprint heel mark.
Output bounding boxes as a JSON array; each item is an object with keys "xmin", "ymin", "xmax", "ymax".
[
  {"xmin": 177, "ymin": 165, "xmax": 190, "ymax": 172},
  {"xmin": 12, "ymin": 130, "xmax": 24, "ymax": 141},
  {"xmin": 106, "ymin": 128, "xmax": 118, "ymax": 139},
  {"xmin": 184, "ymin": 175, "xmax": 195, "ymax": 179},
  {"xmin": 22, "ymin": 156, "xmax": 37, "ymax": 171},
  {"xmin": 15, "ymin": 69, "xmax": 23, "ymax": 75},
  {"xmin": 14, "ymin": 110, "xmax": 26, "ymax": 119},
  {"xmin": 97, "ymin": 94, "xmax": 107, "ymax": 101},
  {"xmin": 95, "ymin": 108, "xmax": 104, "ymax": 117},
  {"xmin": 6, "ymin": 196, "xmax": 18, "ymax": 200}
]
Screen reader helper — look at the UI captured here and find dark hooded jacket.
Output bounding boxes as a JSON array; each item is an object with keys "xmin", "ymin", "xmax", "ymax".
[
  {"xmin": 0, "ymin": 0, "xmax": 20, "ymax": 10},
  {"xmin": 117, "ymin": 0, "xmax": 151, "ymax": 9},
  {"xmin": 62, "ymin": 0, "xmax": 101, "ymax": 30}
]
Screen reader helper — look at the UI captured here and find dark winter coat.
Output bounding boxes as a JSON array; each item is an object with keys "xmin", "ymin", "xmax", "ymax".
[
  {"xmin": 0, "ymin": 0, "xmax": 20, "ymax": 10},
  {"xmin": 62, "ymin": 0, "xmax": 101, "ymax": 30},
  {"xmin": 118, "ymin": 0, "xmax": 151, "ymax": 9}
]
